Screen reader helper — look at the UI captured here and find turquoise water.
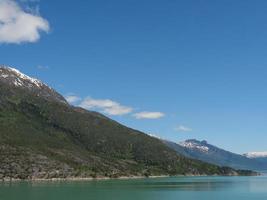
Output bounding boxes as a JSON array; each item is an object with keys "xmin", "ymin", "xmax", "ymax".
[{"xmin": 0, "ymin": 176, "xmax": 267, "ymax": 200}]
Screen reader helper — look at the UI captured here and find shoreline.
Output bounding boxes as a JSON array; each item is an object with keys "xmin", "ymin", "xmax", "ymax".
[
  {"xmin": 0, "ymin": 173, "xmax": 262, "ymax": 183},
  {"xmin": 0, "ymin": 175, "xmax": 170, "ymax": 183}
]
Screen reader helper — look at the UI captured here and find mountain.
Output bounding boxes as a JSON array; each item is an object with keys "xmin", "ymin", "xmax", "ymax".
[
  {"xmin": 163, "ymin": 139, "xmax": 266, "ymax": 171},
  {"xmin": 244, "ymin": 152, "xmax": 267, "ymax": 167},
  {"xmin": 244, "ymin": 152, "xmax": 267, "ymax": 159},
  {"xmin": 0, "ymin": 66, "xmax": 256, "ymax": 180},
  {"xmin": 0, "ymin": 66, "xmax": 67, "ymax": 104}
]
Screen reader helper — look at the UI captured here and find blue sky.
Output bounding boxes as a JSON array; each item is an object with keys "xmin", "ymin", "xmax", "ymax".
[{"xmin": 1, "ymin": 0, "xmax": 267, "ymax": 153}]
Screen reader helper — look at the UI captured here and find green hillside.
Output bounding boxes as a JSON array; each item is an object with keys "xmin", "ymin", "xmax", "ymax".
[{"xmin": 0, "ymin": 78, "xmax": 255, "ymax": 180}]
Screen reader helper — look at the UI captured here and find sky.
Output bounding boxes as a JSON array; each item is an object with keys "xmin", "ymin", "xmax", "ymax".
[{"xmin": 1, "ymin": 0, "xmax": 267, "ymax": 154}]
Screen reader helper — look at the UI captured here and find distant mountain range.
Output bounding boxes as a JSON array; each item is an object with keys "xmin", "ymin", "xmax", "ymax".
[
  {"xmin": 0, "ymin": 66, "xmax": 255, "ymax": 180},
  {"xmin": 244, "ymin": 152, "xmax": 267, "ymax": 159},
  {"xmin": 243, "ymin": 152, "xmax": 267, "ymax": 167},
  {"xmin": 163, "ymin": 139, "xmax": 267, "ymax": 171}
]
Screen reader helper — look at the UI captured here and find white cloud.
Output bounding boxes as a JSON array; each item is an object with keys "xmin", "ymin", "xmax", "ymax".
[
  {"xmin": 174, "ymin": 125, "xmax": 192, "ymax": 132},
  {"xmin": 67, "ymin": 94, "xmax": 165, "ymax": 119},
  {"xmin": 0, "ymin": 0, "xmax": 49, "ymax": 44},
  {"xmin": 133, "ymin": 112, "xmax": 165, "ymax": 119},
  {"xmin": 65, "ymin": 95, "xmax": 81, "ymax": 104},
  {"xmin": 79, "ymin": 97, "xmax": 133, "ymax": 116}
]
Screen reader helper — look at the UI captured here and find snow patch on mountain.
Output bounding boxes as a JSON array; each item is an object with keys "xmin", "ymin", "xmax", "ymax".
[
  {"xmin": 179, "ymin": 140, "xmax": 210, "ymax": 153},
  {"xmin": 1, "ymin": 74, "xmax": 9, "ymax": 78},
  {"xmin": 147, "ymin": 133, "xmax": 162, "ymax": 140},
  {"xmin": 0, "ymin": 66, "xmax": 44, "ymax": 88},
  {"xmin": 244, "ymin": 152, "xmax": 267, "ymax": 158},
  {"xmin": 0, "ymin": 65, "xmax": 67, "ymax": 104}
]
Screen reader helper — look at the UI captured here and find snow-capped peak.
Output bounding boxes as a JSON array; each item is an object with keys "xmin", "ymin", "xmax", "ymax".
[
  {"xmin": 179, "ymin": 139, "xmax": 210, "ymax": 153},
  {"xmin": 0, "ymin": 65, "xmax": 67, "ymax": 104},
  {"xmin": 244, "ymin": 152, "xmax": 267, "ymax": 158},
  {"xmin": 0, "ymin": 66, "xmax": 44, "ymax": 88}
]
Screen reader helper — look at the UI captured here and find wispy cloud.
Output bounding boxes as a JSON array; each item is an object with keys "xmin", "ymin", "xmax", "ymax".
[
  {"xmin": 133, "ymin": 112, "xmax": 165, "ymax": 119},
  {"xmin": 37, "ymin": 65, "xmax": 49, "ymax": 70},
  {"xmin": 66, "ymin": 94, "xmax": 165, "ymax": 119},
  {"xmin": 174, "ymin": 125, "xmax": 192, "ymax": 132},
  {"xmin": 20, "ymin": 0, "xmax": 40, "ymax": 2},
  {"xmin": 79, "ymin": 97, "xmax": 133, "ymax": 116},
  {"xmin": 0, "ymin": 0, "xmax": 49, "ymax": 44},
  {"xmin": 65, "ymin": 94, "xmax": 81, "ymax": 104}
]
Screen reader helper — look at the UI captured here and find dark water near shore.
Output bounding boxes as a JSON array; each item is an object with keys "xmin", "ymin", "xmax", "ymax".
[{"xmin": 0, "ymin": 176, "xmax": 267, "ymax": 200}]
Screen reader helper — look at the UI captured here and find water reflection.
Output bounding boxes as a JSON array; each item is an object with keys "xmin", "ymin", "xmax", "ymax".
[{"xmin": 0, "ymin": 176, "xmax": 267, "ymax": 200}]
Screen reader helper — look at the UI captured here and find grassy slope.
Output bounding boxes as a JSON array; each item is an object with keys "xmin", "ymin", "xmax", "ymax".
[{"xmin": 0, "ymin": 85, "xmax": 255, "ymax": 179}]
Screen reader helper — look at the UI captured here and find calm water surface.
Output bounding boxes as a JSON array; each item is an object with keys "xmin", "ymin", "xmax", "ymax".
[{"xmin": 0, "ymin": 176, "xmax": 267, "ymax": 200}]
